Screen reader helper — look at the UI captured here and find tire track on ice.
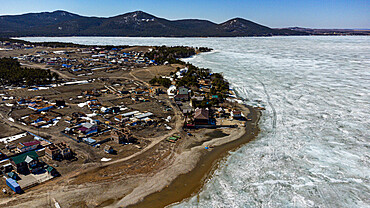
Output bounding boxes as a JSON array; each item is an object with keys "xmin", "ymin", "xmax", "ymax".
[{"xmin": 253, "ymin": 75, "xmax": 277, "ymax": 135}]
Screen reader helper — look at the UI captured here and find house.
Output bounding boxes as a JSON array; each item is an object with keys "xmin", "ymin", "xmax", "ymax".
[
  {"xmin": 45, "ymin": 144, "xmax": 61, "ymax": 160},
  {"xmin": 178, "ymin": 86, "xmax": 189, "ymax": 95},
  {"xmin": 182, "ymin": 107, "xmax": 193, "ymax": 114},
  {"xmin": 10, "ymin": 151, "xmax": 41, "ymax": 174},
  {"xmin": 175, "ymin": 68, "xmax": 188, "ymax": 78},
  {"xmin": 28, "ymin": 102, "xmax": 54, "ymax": 112},
  {"xmin": 100, "ymin": 107, "xmax": 110, "ymax": 114},
  {"xmin": 149, "ymin": 87, "xmax": 163, "ymax": 95},
  {"xmin": 82, "ymin": 137, "xmax": 96, "ymax": 144},
  {"xmin": 135, "ymin": 112, "xmax": 153, "ymax": 120},
  {"xmin": 78, "ymin": 122, "xmax": 98, "ymax": 135},
  {"xmin": 83, "ymin": 90, "xmax": 100, "ymax": 97},
  {"xmin": 174, "ymin": 86, "xmax": 189, "ymax": 101},
  {"xmin": 114, "ymin": 115, "xmax": 130, "ymax": 123},
  {"xmin": 111, "ymin": 129, "xmax": 135, "ymax": 144},
  {"xmin": 194, "ymin": 108, "xmax": 210, "ymax": 125},
  {"xmin": 25, "ymin": 114, "xmax": 56, "ymax": 128},
  {"xmin": 87, "ymin": 100, "xmax": 101, "ymax": 110},
  {"xmin": 231, "ymin": 110, "xmax": 243, "ymax": 119},
  {"xmin": 45, "ymin": 142, "xmax": 73, "ymax": 160},
  {"xmin": 17, "ymin": 140, "xmax": 41, "ymax": 153},
  {"xmin": 56, "ymin": 142, "xmax": 73, "ymax": 159}
]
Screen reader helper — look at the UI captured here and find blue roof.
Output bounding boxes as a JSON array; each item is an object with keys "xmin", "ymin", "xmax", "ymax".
[
  {"xmin": 62, "ymin": 64, "xmax": 72, "ymax": 68},
  {"xmin": 6, "ymin": 178, "xmax": 20, "ymax": 188},
  {"xmin": 83, "ymin": 137, "xmax": 96, "ymax": 144}
]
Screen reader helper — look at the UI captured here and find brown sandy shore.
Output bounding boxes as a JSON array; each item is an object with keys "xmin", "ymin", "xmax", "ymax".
[{"xmin": 123, "ymin": 105, "xmax": 261, "ymax": 208}]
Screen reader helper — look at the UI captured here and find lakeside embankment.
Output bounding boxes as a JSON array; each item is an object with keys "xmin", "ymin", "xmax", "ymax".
[{"xmin": 120, "ymin": 104, "xmax": 261, "ymax": 208}]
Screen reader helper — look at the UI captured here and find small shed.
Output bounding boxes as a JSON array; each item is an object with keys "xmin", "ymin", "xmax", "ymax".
[
  {"xmin": 104, "ymin": 145, "xmax": 114, "ymax": 154},
  {"xmin": 7, "ymin": 172, "xmax": 19, "ymax": 180},
  {"xmin": 6, "ymin": 178, "xmax": 21, "ymax": 193},
  {"xmin": 46, "ymin": 166, "xmax": 59, "ymax": 177}
]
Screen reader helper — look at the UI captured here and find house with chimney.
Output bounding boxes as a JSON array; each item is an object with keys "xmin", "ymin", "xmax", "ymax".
[{"xmin": 193, "ymin": 108, "xmax": 210, "ymax": 125}]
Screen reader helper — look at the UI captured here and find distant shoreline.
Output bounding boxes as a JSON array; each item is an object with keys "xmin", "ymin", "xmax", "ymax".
[{"xmin": 11, "ymin": 33, "xmax": 370, "ymax": 39}]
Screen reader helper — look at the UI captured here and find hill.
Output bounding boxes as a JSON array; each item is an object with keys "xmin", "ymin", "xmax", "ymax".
[{"xmin": 0, "ymin": 10, "xmax": 305, "ymax": 37}]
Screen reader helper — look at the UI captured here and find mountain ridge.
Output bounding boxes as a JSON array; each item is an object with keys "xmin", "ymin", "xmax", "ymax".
[{"xmin": 0, "ymin": 10, "xmax": 305, "ymax": 37}]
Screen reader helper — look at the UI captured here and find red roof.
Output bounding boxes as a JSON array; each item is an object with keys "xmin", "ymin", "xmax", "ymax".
[
  {"xmin": 175, "ymin": 94, "xmax": 189, "ymax": 98},
  {"xmin": 78, "ymin": 127, "xmax": 88, "ymax": 132},
  {"xmin": 194, "ymin": 108, "xmax": 209, "ymax": 120},
  {"xmin": 22, "ymin": 140, "xmax": 41, "ymax": 147}
]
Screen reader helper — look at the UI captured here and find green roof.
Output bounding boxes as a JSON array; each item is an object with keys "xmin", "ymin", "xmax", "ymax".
[
  {"xmin": 46, "ymin": 166, "xmax": 54, "ymax": 172},
  {"xmin": 11, "ymin": 151, "xmax": 39, "ymax": 165},
  {"xmin": 168, "ymin": 137, "xmax": 178, "ymax": 141}
]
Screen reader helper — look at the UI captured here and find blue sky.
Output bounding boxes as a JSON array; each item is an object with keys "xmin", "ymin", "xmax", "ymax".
[{"xmin": 0, "ymin": 0, "xmax": 369, "ymax": 28}]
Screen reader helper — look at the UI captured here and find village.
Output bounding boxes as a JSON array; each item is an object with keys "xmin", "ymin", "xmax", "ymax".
[{"xmin": 0, "ymin": 39, "xmax": 252, "ymax": 199}]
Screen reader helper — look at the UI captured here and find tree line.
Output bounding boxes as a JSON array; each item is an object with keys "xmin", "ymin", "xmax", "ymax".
[
  {"xmin": 0, "ymin": 58, "xmax": 59, "ymax": 86},
  {"xmin": 149, "ymin": 76, "xmax": 171, "ymax": 88}
]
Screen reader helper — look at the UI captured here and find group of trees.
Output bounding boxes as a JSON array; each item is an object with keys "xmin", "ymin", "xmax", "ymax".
[
  {"xmin": 211, "ymin": 73, "xmax": 229, "ymax": 92},
  {"xmin": 0, "ymin": 58, "xmax": 59, "ymax": 86},
  {"xmin": 149, "ymin": 76, "xmax": 171, "ymax": 88},
  {"xmin": 176, "ymin": 64, "xmax": 211, "ymax": 87},
  {"xmin": 145, "ymin": 46, "xmax": 196, "ymax": 65},
  {"xmin": 197, "ymin": 47, "xmax": 213, "ymax": 52}
]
